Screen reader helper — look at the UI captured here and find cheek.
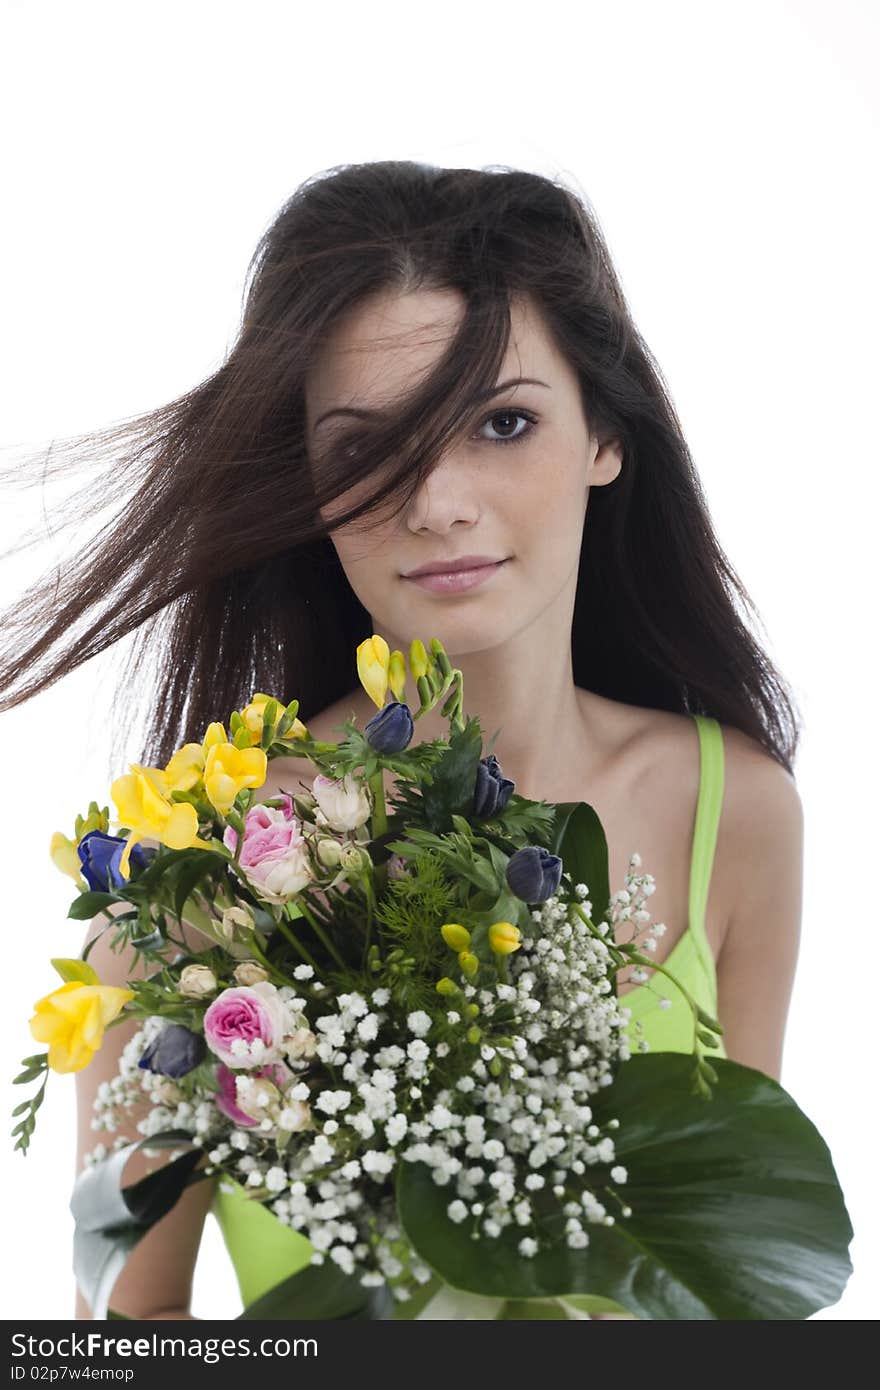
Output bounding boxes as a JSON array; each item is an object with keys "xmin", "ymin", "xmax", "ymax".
[
  {"xmin": 508, "ymin": 448, "xmax": 586, "ymax": 543},
  {"xmin": 327, "ymin": 521, "xmax": 398, "ymax": 616}
]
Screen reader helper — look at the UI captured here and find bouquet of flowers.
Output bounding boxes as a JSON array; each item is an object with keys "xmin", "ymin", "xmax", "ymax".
[{"xmin": 12, "ymin": 635, "xmax": 852, "ymax": 1320}]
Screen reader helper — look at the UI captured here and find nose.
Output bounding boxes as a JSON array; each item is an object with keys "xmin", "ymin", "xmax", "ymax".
[{"xmin": 406, "ymin": 450, "xmax": 481, "ymax": 536}]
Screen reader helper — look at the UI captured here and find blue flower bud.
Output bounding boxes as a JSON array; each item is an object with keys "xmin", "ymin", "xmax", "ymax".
[
  {"xmin": 78, "ymin": 829, "xmax": 155, "ymax": 892},
  {"xmin": 471, "ymin": 754, "xmax": 515, "ymax": 819},
  {"xmin": 365, "ymin": 700, "xmax": 415, "ymax": 754},
  {"xmin": 138, "ymin": 1023, "xmax": 207, "ymax": 1078},
  {"xmin": 506, "ymin": 845, "xmax": 563, "ymax": 904}
]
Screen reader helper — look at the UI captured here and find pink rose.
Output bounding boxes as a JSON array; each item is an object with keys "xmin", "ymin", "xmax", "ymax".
[
  {"xmin": 223, "ymin": 802, "xmax": 315, "ymax": 905},
  {"xmin": 203, "ymin": 981, "xmax": 289, "ymax": 1068},
  {"xmin": 214, "ymin": 1061, "xmax": 292, "ymax": 1127}
]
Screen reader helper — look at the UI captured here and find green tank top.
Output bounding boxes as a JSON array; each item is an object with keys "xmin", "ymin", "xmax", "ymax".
[{"xmin": 210, "ymin": 713, "xmax": 728, "ymax": 1318}]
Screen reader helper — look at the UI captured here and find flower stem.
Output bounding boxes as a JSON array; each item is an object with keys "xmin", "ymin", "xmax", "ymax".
[
  {"xmin": 275, "ymin": 916, "xmax": 322, "ymax": 973},
  {"xmin": 242, "ymin": 935, "xmax": 292, "ymax": 989},
  {"xmin": 291, "ymin": 898, "xmax": 347, "ymax": 972},
  {"xmin": 367, "ymin": 766, "xmax": 389, "ymax": 903}
]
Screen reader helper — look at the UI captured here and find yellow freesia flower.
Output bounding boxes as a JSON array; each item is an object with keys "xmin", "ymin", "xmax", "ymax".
[
  {"xmin": 357, "ymin": 635, "xmax": 390, "ymax": 710},
  {"xmin": 203, "ymin": 741, "xmax": 268, "ymax": 816},
  {"xmin": 241, "ymin": 693, "xmax": 309, "ymax": 745},
  {"xmin": 203, "ymin": 721, "xmax": 228, "ymax": 753},
  {"xmin": 110, "ymin": 764, "xmax": 212, "ymax": 879},
  {"xmin": 29, "ymin": 980, "xmax": 134, "ymax": 1074},
  {"xmin": 49, "ymin": 831, "xmax": 86, "ymax": 886},
  {"xmin": 163, "ymin": 741, "xmax": 207, "ymax": 793},
  {"xmin": 238, "ymin": 693, "xmax": 276, "ymax": 744},
  {"xmin": 488, "ymin": 921, "xmax": 522, "ymax": 955}
]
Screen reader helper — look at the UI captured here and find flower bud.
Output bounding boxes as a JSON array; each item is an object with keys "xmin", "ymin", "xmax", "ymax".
[
  {"xmin": 365, "ymin": 700, "xmax": 415, "ymax": 754},
  {"xmin": 472, "ymin": 755, "xmax": 515, "ymax": 819},
  {"xmin": 435, "ymin": 977, "xmax": 459, "ymax": 996},
  {"xmin": 316, "ymin": 837, "xmax": 343, "ymax": 868},
  {"xmin": 465, "ymin": 1002, "xmax": 480, "ymax": 1019},
  {"xmin": 488, "ymin": 921, "xmax": 521, "ymax": 956},
  {"xmin": 285, "ymin": 1027, "xmax": 318, "ymax": 1061},
  {"xmin": 178, "ymin": 964, "xmax": 218, "ymax": 999},
  {"xmin": 505, "ymin": 845, "xmax": 563, "ymax": 903},
  {"xmin": 279, "ymin": 1098, "xmax": 313, "ymax": 1132},
  {"xmin": 458, "ymin": 950, "xmax": 479, "ymax": 978},
  {"xmin": 429, "ymin": 638, "xmax": 452, "ymax": 678},
  {"xmin": 234, "ymin": 1075, "xmax": 282, "ymax": 1124},
  {"xmin": 233, "ymin": 961, "xmax": 270, "ymax": 986},
  {"xmin": 152, "ymin": 1079, "xmax": 183, "ymax": 1106},
  {"xmin": 441, "ymin": 923, "xmax": 471, "ymax": 951},
  {"xmin": 388, "ymin": 650, "xmax": 407, "ymax": 701},
  {"xmin": 138, "ymin": 1023, "xmax": 206, "ymax": 1079},
  {"xmin": 408, "ymin": 638, "xmax": 429, "ymax": 680},
  {"xmin": 488, "ymin": 1056, "xmax": 503, "ymax": 1077},
  {"xmin": 466, "ymin": 1024, "xmax": 482, "ymax": 1045},
  {"xmin": 340, "ymin": 843, "xmax": 369, "ymax": 873},
  {"xmin": 217, "ymin": 905, "xmax": 257, "ymax": 941}
]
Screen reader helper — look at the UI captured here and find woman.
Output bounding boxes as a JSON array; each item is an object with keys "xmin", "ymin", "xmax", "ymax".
[{"xmin": 1, "ymin": 160, "xmax": 803, "ymax": 1319}]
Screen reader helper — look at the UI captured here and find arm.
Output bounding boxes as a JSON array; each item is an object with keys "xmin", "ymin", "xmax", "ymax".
[
  {"xmin": 714, "ymin": 749, "xmax": 805, "ymax": 1084},
  {"xmin": 74, "ymin": 903, "xmax": 219, "ymax": 1320}
]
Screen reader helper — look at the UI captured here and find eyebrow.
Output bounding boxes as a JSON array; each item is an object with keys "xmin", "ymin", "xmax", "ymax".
[{"xmin": 312, "ymin": 376, "xmax": 550, "ymax": 430}]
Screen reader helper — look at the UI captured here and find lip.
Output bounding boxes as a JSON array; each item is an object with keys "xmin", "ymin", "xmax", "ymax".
[
  {"xmin": 402, "ymin": 558, "xmax": 509, "ymax": 595},
  {"xmin": 402, "ymin": 554, "xmax": 506, "ymax": 577}
]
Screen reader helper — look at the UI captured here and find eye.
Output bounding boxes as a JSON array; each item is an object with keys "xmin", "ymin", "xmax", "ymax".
[{"xmin": 474, "ymin": 408, "xmax": 538, "ymax": 447}]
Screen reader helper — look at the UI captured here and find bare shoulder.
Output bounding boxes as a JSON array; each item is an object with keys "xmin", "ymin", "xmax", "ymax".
[
  {"xmin": 623, "ymin": 698, "xmax": 802, "ymax": 830},
  {"xmin": 713, "ymin": 721, "xmax": 803, "ymax": 867},
  {"xmin": 709, "ymin": 724, "xmax": 804, "ymax": 1078}
]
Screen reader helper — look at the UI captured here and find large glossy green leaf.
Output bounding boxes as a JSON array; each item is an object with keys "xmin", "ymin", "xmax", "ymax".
[
  {"xmin": 238, "ymin": 1263, "xmax": 393, "ymax": 1320},
  {"xmin": 71, "ymin": 1131, "xmax": 204, "ymax": 1320},
  {"xmin": 551, "ymin": 801, "xmax": 610, "ymax": 922},
  {"xmin": 397, "ymin": 1053, "xmax": 853, "ymax": 1320}
]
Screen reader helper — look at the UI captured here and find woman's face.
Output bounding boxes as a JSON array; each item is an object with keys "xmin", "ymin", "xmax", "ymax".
[{"xmin": 303, "ymin": 287, "xmax": 622, "ymax": 657}]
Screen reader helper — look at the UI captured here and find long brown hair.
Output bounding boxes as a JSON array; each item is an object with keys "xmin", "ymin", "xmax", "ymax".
[{"xmin": 0, "ymin": 159, "xmax": 801, "ymax": 781}]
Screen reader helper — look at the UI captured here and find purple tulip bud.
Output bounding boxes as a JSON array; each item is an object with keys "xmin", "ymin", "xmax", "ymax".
[
  {"xmin": 472, "ymin": 754, "xmax": 515, "ymax": 819},
  {"xmin": 138, "ymin": 1023, "xmax": 207, "ymax": 1078},
  {"xmin": 78, "ymin": 829, "xmax": 155, "ymax": 891},
  {"xmin": 365, "ymin": 700, "xmax": 415, "ymax": 754},
  {"xmin": 506, "ymin": 845, "xmax": 563, "ymax": 903}
]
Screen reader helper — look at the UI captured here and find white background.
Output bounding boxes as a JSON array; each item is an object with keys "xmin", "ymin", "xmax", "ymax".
[{"xmin": 0, "ymin": 0, "xmax": 875, "ymax": 1321}]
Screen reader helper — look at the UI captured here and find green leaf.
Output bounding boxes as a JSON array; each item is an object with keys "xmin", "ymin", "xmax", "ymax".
[
  {"xmin": 450, "ymin": 814, "xmax": 474, "ymax": 839},
  {"xmin": 397, "ymin": 1052, "xmax": 854, "ymax": 1320},
  {"xmin": 51, "ymin": 957, "xmax": 100, "ymax": 986},
  {"xmin": 237, "ymin": 1262, "xmax": 393, "ymax": 1320},
  {"xmin": 551, "ymin": 801, "xmax": 610, "ymax": 923},
  {"xmin": 13, "ymin": 1065, "xmax": 46, "ymax": 1085},
  {"xmin": 67, "ymin": 892, "xmax": 121, "ymax": 921},
  {"xmin": 420, "ymin": 715, "xmax": 484, "ymax": 833},
  {"xmin": 169, "ymin": 853, "xmax": 221, "ymax": 924},
  {"xmin": 71, "ymin": 1130, "xmax": 203, "ymax": 1320}
]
